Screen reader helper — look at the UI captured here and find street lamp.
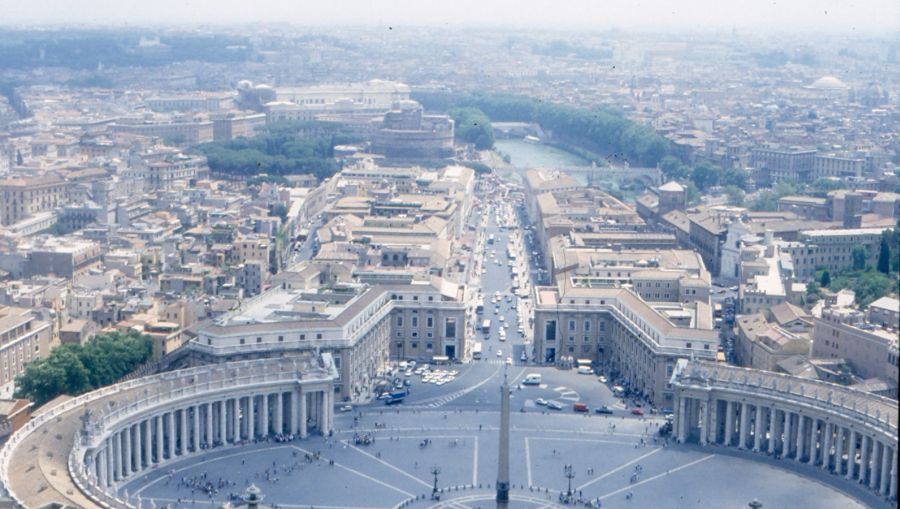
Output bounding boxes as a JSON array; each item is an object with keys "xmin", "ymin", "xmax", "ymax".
[
  {"xmin": 431, "ymin": 465, "xmax": 442, "ymax": 498},
  {"xmin": 563, "ymin": 464, "xmax": 575, "ymax": 499}
]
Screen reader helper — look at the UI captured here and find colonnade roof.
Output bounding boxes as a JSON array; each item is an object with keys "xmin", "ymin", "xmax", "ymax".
[{"xmin": 672, "ymin": 359, "xmax": 898, "ymax": 435}]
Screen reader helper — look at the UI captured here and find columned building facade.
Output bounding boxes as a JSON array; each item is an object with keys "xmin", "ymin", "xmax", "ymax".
[
  {"xmin": 0, "ymin": 354, "xmax": 335, "ymax": 509},
  {"xmin": 671, "ymin": 359, "xmax": 898, "ymax": 501}
]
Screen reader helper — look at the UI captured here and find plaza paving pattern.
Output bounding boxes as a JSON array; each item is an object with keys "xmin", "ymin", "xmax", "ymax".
[{"xmin": 118, "ymin": 410, "xmax": 886, "ymax": 509}]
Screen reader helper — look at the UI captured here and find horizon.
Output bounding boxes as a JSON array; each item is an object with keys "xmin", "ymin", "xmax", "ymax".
[{"xmin": 2, "ymin": 0, "xmax": 898, "ymax": 35}]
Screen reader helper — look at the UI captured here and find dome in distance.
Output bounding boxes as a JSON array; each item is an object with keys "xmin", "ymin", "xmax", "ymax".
[{"xmin": 809, "ymin": 76, "xmax": 849, "ymax": 90}]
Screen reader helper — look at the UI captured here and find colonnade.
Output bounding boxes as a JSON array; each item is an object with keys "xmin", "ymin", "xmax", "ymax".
[
  {"xmin": 85, "ymin": 386, "xmax": 333, "ymax": 488},
  {"xmin": 675, "ymin": 394, "xmax": 897, "ymax": 500}
]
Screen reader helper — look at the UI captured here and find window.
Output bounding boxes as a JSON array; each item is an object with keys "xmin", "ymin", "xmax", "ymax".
[
  {"xmin": 584, "ymin": 335, "xmax": 590, "ymax": 343},
  {"xmin": 584, "ymin": 320, "xmax": 590, "ymax": 332},
  {"xmin": 411, "ymin": 342, "xmax": 418, "ymax": 349},
  {"xmin": 412, "ymin": 317, "xmax": 418, "ymax": 327},
  {"xmin": 397, "ymin": 316, "xmax": 403, "ymax": 327},
  {"xmin": 686, "ymin": 343, "xmax": 692, "ymax": 349},
  {"xmin": 300, "ymin": 334, "xmax": 306, "ymax": 340},
  {"xmin": 568, "ymin": 320, "xmax": 576, "ymax": 331},
  {"xmin": 427, "ymin": 317, "xmax": 433, "ymax": 328},
  {"xmin": 412, "ymin": 332, "xmax": 418, "ymax": 338},
  {"xmin": 599, "ymin": 321, "xmax": 605, "ymax": 331},
  {"xmin": 426, "ymin": 343, "xmax": 433, "ymax": 351},
  {"xmin": 316, "ymin": 333, "xmax": 322, "ymax": 339},
  {"xmin": 545, "ymin": 320, "xmax": 557, "ymax": 341},
  {"xmin": 278, "ymin": 335, "xmax": 283, "ymax": 342},
  {"xmin": 445, "ymin": 318, "xmax": 457, "ymax": 338},
  {"xmin": 240, "ymin": 338, "xmax": 245, "ymax": 345}
]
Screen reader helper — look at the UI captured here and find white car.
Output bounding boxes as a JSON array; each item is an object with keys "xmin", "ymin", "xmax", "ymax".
[
  {"xmin": 496, "ymin": 349, "xmax": 503, "ymax": 357},
  {"xmin": 535, "ymin": 398, "xmax": 548, "ymax": 406},
  {"xmin": 506, "ymin": 357, "xmax": 513, "ymax": 365}
]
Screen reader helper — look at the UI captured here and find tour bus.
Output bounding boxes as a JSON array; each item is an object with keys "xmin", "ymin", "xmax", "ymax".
[
  {"xmin": 472, "ymin": 342, "xmax": 483, "ymax": 360},
  {"xmin": 523, "ymin": 373, "xmax": 541, "ymax": 385},
  {"xmin": 481, "ymin": 319, "xmax": 492, "ymax": 333}
]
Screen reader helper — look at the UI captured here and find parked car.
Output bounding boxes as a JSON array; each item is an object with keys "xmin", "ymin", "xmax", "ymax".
[
  {"xmin": 573, "ymin": 402, "xmax": 589, "ymax": 413},
  {"xmin": 594, "ymin": 406, "xmax": 614, "ymax": 415},
  {"xmin": 631, "ymin": 408, "xmax": 645, "ymax": 416},
  {"xmin": 535, "ymin": 398, "xmax": 548, "ymax": 406},
  {"xmin": 340, "ymin": 404, "xmax": 353, "ymax": 413},
  {"xmin": 547, "ymin": 401, "xmax": 564, "ymax": 410}
]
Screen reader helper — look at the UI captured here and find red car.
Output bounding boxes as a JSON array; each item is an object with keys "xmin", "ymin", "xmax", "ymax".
[
  {"xmin": 630, "ymin": 408, "xmax": 645, "ymax": 416},
  {"xmin": 573, "ymin": 402, "xmax": 589, "ymax": 413}
]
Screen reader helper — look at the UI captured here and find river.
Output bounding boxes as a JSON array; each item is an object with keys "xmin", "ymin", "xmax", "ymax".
[{"xmin": 494, "ymin": 139, "xmax": 589, "ymax": 168}]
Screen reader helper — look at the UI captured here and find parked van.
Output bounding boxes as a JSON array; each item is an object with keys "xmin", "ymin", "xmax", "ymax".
[{"xmin": 523, "ymin": 373, "xmax": 542, "ymax": 385}]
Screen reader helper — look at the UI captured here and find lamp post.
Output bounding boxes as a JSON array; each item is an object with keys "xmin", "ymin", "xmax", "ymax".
[
  {"xmin": 563, "ymin": 464, "xmax": 575, "ymax": 499},
  {"xmin": 431, "ymin": 465, "xmax": 441, "ymax": 498}
]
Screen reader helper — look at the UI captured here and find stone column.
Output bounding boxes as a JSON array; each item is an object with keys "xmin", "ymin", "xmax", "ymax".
[
  {"xmin": 724, "ymin": 400, "xmax": 734, "ymax": 446},
  {"xmin": 136, "ymin": 421, "xmax": 146, "ymax": 470},
  {"xmin": 123, "ymin": 426, "xmax": 132, "ymax": 477},
  {"xmin": 219, "ymin": 400, "xmax": 227, "ymax": 444},
  {"xmin": 707, "ymin": 399, "xmax": 719, "ymax": 445},
  {"xmin": 807, "ymin": 420, "xmax": 818, "ymax": 466},
  {"xmin": 145, "ymin": 420, "xmax": 153, "ymax": 468},
  {"xmin": 699, "ymin": 400, "xmax": 708, "ymax": 446},
  {"xmin": 97, "ymin": 449, "xmax": 106, "ymax": 487},
  {"xmin": 167, "ymin": 412, "xmax": 176, "ymax": 459},
  {"xmin": 739, "ymin": 402, "xmax": 750, "ymax": 450},
  {"xmin": 677, "ymin": 397, "xmax": 688, "ymax": 443},
  {"xmin": 869, "ymin": 441, "xmax": 881, "ymax": 490},
  {"xmin": 233, "ymin": 398, "xmax": 241, "ymax": 442},
  {"xmin": 275, "ymin": 393, "xmax": 284, "ymax": 435},
  {"xmin": 889, "ymin": 446, "xmax": 897, "ymax": 500},
  {"xmin": 325, "ymin": 389, "xmax": 333, "ymax": 434},
  {"xmin": 156, "ymin": 415, "xmax": 164, "ymax": 464},
  {"xmin": 106, "ymin": 438, "xmax": 114, "ymax": 486},
  {"xmin": 879, "ymin": 444, "xmax": 891, "ymax": 495},
  {"xmin": 289, "ymin": 391, "xmax": 298, "ymax": 435},
  {"xmin": 206, "ymin": 402, "xmax": 214, "ymax": 447},
  {"xmin": 783, "ymin": 412, "xmax": 793, "ymax": 458},
  {"xmin": 822, "ymin": 422, "xmax": 833, "ymax": 471},
  {"xmin": 846, "ymin": 430, "xmax": 858, "ymax": 479},
  {"xmin": 768, "ymin": 408, "xmax": 778, "ymax": 455},
  {"xmin": 859, "ymin": 435, "xmax": 870, "ymax": 483},
  {"xmin": 192, "ymin": 406, "xmax": 201, "ymax": 452},
  {"xmin": 180, "ymin": 408, "xmax": 188, "ymax": 455},
  {"xmin": 795, "ymin": 415, "xmax": 806, "ymax": 462},
  {"xmin": 260, "ymin": 393, "xmax": 269, "ymax": 437},
  {"xmin": 113, "ymin": 432, "xmax": 122, "ymax": 481},
  {"xmin": 835, "ymin": 427, "xmax": 845, "ymax": 476},
  {"xmin": 299, "ymin": 390, "xmax": 308, "ymax": 438},
  {"xmin": 753, "ymin": 405, "xmax": 763, "ymax": 452},
  {"xmin": 246, "ymin": 396, "xmax": 256, "ymax": 440}
]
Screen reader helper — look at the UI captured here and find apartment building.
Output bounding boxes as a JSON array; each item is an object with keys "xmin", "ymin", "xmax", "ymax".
[
  {"xmin": 0, "ymin": 306, "xmax": 53, "ymax": 399},
  {"xmin": 0, "ymin": 175, "xmax": 69, "ymax": 226}
]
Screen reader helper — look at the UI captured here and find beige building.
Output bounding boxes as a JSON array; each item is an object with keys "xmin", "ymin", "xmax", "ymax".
[
  {"xmin": 0, "ymin": 175, "xmax": 69, "ymax": 226},
  {"xmin": 734, "ymin": 312, "xmax": 811, "ymax": 373},
  {"xmin": 0, "ymin": 306, "xmax": 54, "ymax": 399},
  {"xmin": 532, "ymin": 279, "xmax": 717, "ymax": 408},
  {"xmin": 812, "ymin": 305, "xmax": 899, "ymax": 391}
]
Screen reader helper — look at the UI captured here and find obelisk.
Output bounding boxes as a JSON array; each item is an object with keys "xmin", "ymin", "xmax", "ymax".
[{"xmin": 496, "ymin": 366, "xmax": 510, "ymax": 508}]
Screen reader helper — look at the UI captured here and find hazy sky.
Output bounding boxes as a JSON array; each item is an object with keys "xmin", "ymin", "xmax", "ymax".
[{"xmin": 3, "ymin": 0, "xmax": 898, "ymax": 33}]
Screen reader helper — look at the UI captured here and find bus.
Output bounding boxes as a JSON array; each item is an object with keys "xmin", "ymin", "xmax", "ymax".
[
  {"xmin": 487, "ymin": 234, "xmax": 495, "ymax": 245},
  {"xmin": 481, "ymin": 319, "xmax": 492, "ymax": 333},
  {"xmin": 475, "ymin": 298, "xmax": 484, "ymax": 314},
  {"xmin": 472, "ymin": 342, "xmax": 483, "ymax": 360}
]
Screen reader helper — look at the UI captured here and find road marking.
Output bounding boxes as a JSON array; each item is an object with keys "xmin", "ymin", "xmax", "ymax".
[
  {"xmin": 525, "ymin": 437, "xmax": 533, "ymax": 487},
  {"xmin": 290, "ymin": 445, "xmax": 416, "ymax": 497},
  {"xmin": 528, "ymin": 436, "xmax": 641, "ymax": 445},
  {"xmin": 341, "ymin": 440, "xmax": 432, "ymax": 488},
  {"xmin": 143, "ymin": 498, "xmax": 385, "ymax": 509},
  {"xmin": 576, "ymin": 447, "xmax": 662, "ymax": 490},
  {"xmin": 596, "ymin": 454, "xmax": 715, "ymax": 500}
]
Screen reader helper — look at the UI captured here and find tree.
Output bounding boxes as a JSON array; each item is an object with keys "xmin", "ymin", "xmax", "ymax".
[
  {"xmin": 659, "ymin": 156, "xmax": 691, "ymax": 180},
  {"xmin": 690, "ymin": 162, "xmax": 720, "ymax": 191},
  {"xmin": 724, "ymin": 185, "xmax": 745, "ymax": 206},
  {"xmin": 449, "ymin": 107, "xmax": 495, "ymax": 150},
  {"xmin": 15, "ymin": 331, "xmax": 152, "ymax": 407},
  {"xmin": 820, "ymin": 270, "xmax": 831, "ymax": 288},
  {"xmin": 852, "ymin": 246, "xmax": 868, "ymax": 271},
  {"xmin": 877, "ymin": 234, "xmax": 891, "ymax": 274}
]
